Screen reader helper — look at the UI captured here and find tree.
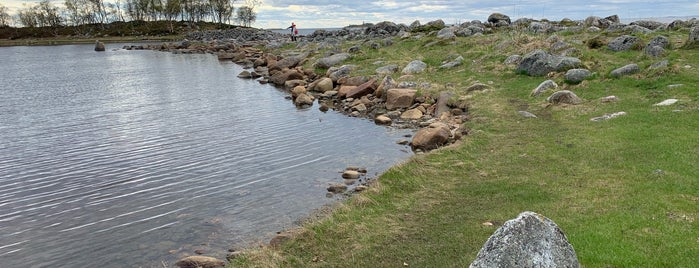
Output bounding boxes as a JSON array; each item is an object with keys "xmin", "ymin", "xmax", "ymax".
[
  {"xmin": 236, "ymin": 5, "xmax": 255, "ymax": 27},
  {"xmin": 36, "ymin": 0, "xmax": 62, "ymax": 27},
  {"xmin": 0, "ymin": 4, "xmax": 11, "ymax": 27},
  {"xmin": 209, "ymin": 0, "xmax": 234, "ymax": 24}
]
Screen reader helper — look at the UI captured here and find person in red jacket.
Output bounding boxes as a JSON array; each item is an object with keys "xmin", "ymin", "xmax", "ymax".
[{"xmin": 287, "ymin": 22, "xmax": 298, "ymax": 41}]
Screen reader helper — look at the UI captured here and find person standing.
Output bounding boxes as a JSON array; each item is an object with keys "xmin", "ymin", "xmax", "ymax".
[{"xmin": 287, "ymin": 22, "xmax": 298, "ymax": 41}]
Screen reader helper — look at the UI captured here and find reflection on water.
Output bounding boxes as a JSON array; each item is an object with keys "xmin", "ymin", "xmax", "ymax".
[{"xmin": 0, "ymin": 44, "xmax": 413, "ymax": 267}]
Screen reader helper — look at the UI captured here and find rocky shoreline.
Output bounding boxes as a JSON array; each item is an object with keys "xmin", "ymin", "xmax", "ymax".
[{"xmin": 122, "ymin": 13, "xmax": 699, "ymax": 267}]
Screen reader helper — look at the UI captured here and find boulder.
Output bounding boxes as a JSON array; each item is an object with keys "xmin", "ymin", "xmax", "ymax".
[
  {"xmin": 516, "ymin": 50, "xmax": 582, "ymax": 76},
  {"xmin": 686, "ymin": 27, "xmax": 699, "ymax": 48},
  {"xmin": 268, "ymin": 55, "xmax": 304, "ymax": 71},
  {"xmin": 342, "ymin": 170, "xmax": 361, "ymax": 180},
  {"xmin": 175, "ymin": 256, "xmax": 225, "ymax": 268},
  {"xmin": 630, "ymin": 20, "xmax": 666, "ymax": 30},
  {"xmin": 400, "ymin": 109, "xmax": 424, "ymax": 120},
  {"xmin": 94, "ymin": 41, "xmax": 105, "ymax": 52},
  {"xmin": 564, "ymin": 69, "xmax": 592, "ymax": 84},
  {"xmin": 313, "ymin": 77, "xmax": 334, "ymax": 92},
  {"xmin": 437, "ymin": 27, "xmax": 457, "ymax": 39},
  {"xmin": 290, "ymin": 86, "xmax": 307, "ymax": 99},
  {"xmin": 440, "ymin": 56, "xmax": 464, "ymax": 69},
  {"xmin": 237, "ymin": 70, "xmax": 252, "ymax": 78},
  {"xmin": 645, "ymin": 46, "xmax": 665, "ymax": 58},
  {"xmin": 648, "ymin": 36, "xmax": 670, "ymax": 49},
  {"xmin": 385, "ymin": 88, "xmax": 417, "ymax": 110},
  {"xmin": 345, "ymin": 79, "xmax": 377, "ymax": 99},
  {"xmin": 314, "ymin": 53, "xmax": 351, "ymax": 69},
  {"xmin": 376, "ymin": 64, "xmax": 399, "ymax": 75},
  {"xmin": 294, "ymin": 93, "xmax": 314, "ymax": 107},
  {"xmin": 469, "ymin": 211, "xmax": 580, "ymax": 268},
  {"xmin": 435, "ymin": 91, "xmax": 455, "ymax": 117},
  {"xmin": 610, "ymin": 64, "xmax": 640, "ymax": 78},
  {"xmin": 269, "ymin": 70, "xmax": 304, "ymax": 86},
  {"xmin": 375, "ymin": 75, "xmax": 397, "ymax": 99},
  {"xmin": 374, "ymin": 115, "xmax": 392, "ymax": 125},
  {"xmin": 402, "ymin": 60, "xmax": 428, "ymax": 74},
  {"xmin": 410, "ymin": 122, "xmax": 451, "ymax": 151},
  {"xmin": 547, "ymin": 90, "xmax": 583, "ymax": 105},
  {"xmin": 327, "ymin": 65, "xmax": 355, "ymax": 82},
  {"xmin": 504, "ymin": 55, "xmax": 522, "ymax": 65},
  {"xmin": 531, "ymin": 80, "xmax": 558, "ymax": 97},
  {"xmin": 608, "ymin": 35, "xmax": 643, "ymax": 51},
  {"xmin": 488, "ymin": 13, "xmax": 511, "ymax": 26}
]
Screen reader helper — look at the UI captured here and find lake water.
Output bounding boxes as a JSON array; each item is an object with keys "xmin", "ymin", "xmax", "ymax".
[{"xmin": 0, "ymin": 44, "xmax": 413, "ymax": 267}]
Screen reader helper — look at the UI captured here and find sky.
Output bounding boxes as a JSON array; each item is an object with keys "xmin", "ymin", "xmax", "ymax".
[{"xmin": 3, "ymin": 0, "xmax": 699, "ymax": 29}]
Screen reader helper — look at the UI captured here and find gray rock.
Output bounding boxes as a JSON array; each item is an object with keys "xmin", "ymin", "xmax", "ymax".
[
  {"xmin": 314, "ymin": 53, "xmax": 351, "ymax": 69},
  {"xmin": 439, "ymin": 56, "xmax": 464, "ymax": 69},
  {"xmin": 327, "ymin": 65, "xmax": 355, "ymax": 82},
  {"xmin": 624, "ymin": 25, "xmax": 652, "ymax": 34},
  {"xmin": 518, "ymin": 111, "xmax": 538, "ymax": 118},
  {"xmin": 504, "ymin": 55, "xmax": 522, "ymax": 65},
  {"xmin": 547, "ymin": 90, "xmax": 583, "ymax": 105},
  {"xmin": 402, "ymin": 60, "xmax": 428, "ymax": 74},
  {"xmin": 649, "ymin": 60, "xmax": 669, "ymax": 70},
  {"xmin": 437, "ymin": 27, "xmax": 456, "ymax": 39},
  {"xmin": 564, "ymin": 68, "xmax": 592, "ymax": 84},
  {"xmin": 630, "ymin": 20, "xmax": 666, "ymax": 30},
  {"xmin": 610, "ymin": 64, "xmax": 640, "ymax": 78},
  {"xmin": 517, "ymin": 50, "xmax": 582, "ymax": 76},
  {"xmin": 435, "ymin": 92, "xmax": 455, "ymax": 117},
  {"xmin": 608, "ymin": 35, "xmax": 642, "ymax": 51},
  {"xmin": 376, "ymin": 64, "xmax": 399, "ymax": 75},
  {"xmin": 531, "ymin": 80, "xmax": 558, "ymax": 97},
  {"xmin": 645, "ymin": 45, "xmax": 665, "ymax": 58},
  {"xmin": 470, "ymin": 211, "xmax": 580, "ymax": 268},
  {"xmin": 488, "ymin": 13, "xmax": 511, "ymax": 27},
  {"xmin": 686, "ymin": 27, "xmax": 699, "ymax": 48},
  {"xmin": 590, "ymin": 111, "xmax": 627, "ymax": 122},
  {"xmin": 426, "ymin": 19, "xmax": 446, "ymax": 29},
  {"xmin": 648, "ymin": 36, "xmax": 670, "ymax": 48}
]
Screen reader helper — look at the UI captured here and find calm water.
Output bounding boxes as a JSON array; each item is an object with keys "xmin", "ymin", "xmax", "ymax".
[{"xmin": 0, "ymin": 44, "xmax": 413, "ymax": 267}]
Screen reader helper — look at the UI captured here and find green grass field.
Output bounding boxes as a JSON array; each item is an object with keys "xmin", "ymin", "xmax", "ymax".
[{"xmin": 231, "ymin": 26, "xmax": 699, "ymax": 267}]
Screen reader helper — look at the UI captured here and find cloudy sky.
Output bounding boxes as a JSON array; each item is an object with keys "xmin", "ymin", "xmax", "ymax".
[{"xmin": 3, "ymin": 0, "xmax": 699, "ymax": 29}]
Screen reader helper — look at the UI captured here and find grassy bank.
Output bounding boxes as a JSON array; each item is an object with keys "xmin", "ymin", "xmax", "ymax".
[{"xmin": 235, "ymin": 27, "xmax": 699, "ymax": 267}]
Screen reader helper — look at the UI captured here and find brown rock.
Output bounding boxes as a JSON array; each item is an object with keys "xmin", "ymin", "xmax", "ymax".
[
  {"xmin": 338, "ymin": 85, "xmax": 356, "ymax": 98},
  {"xmin": 411, "ymin": 122, "xmax": 451, "ymax": 151},
  {"xmin": 385, "ymin": 88, "xmax": 417, "ymax": 110},
  {"xmin": 269, "ymin": 70, "xmax": 304, "ymax": 86},
  {"xmin": 327, "ymin": 183, "xmax": 348, "ymax": 193},
  {"xmin": 342, "ymin": 170, "xmax": 361, "ymax": 179},
  {"xmin": 314, "ymin": 77, "xmax": 334, "ymax": 92},
  {"xmin": 400, "ymin": 109, "xmax": 424, "ymax": 120},
  {"xmin": 346, "ymin": 79, "xmax": 377, "ymax": 99},
  {"xmin": 375, "ymin": 115, "xmax": 392, "ymax": 125},
  {"xmin": 291, "ymin": 86, "xmax": 307, "ymax": 99},
  {"xmin": 175, "ymin": 256, "xmax": 225, "ymax": 268},
  {"xmin": 294, "ymin": 93, "xmax": 314, "ymax": 106}
]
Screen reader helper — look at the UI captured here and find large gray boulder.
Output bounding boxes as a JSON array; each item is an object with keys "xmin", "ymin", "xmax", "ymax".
[
  {"xmin": 314, "ymin": 53, "xmax": 351, "ymax": 69},
  {"xmin": 469, "ymin": 211, "xmax": 580, "ymax": 268},
  {"xmin": 488, "ymin": 13, "xmax": 511, "ymax": 27},
  {"xmin": 608, "ymin": 35, "xmax": 642, "ymax": 51},
  {"xmin": 516, "ymin": 50, "xmax": 583, "ymax": 76},
  {"xmin": 686, "ymin": 27, "xmax": 699, "ymax": 48},
  {"xmin": 630, "ymin": 20, "xmax": 666, "ymax": 30}
]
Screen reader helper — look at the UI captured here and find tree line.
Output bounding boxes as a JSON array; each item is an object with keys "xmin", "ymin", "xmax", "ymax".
[{"xmin": 0, "ymin": 0, "xmax": 259, "ymax": 28}]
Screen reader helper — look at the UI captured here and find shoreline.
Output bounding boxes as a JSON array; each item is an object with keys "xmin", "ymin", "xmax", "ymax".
[{"xmin": 9, "ymin": 13, "xmax": 699, "ymax": 266}]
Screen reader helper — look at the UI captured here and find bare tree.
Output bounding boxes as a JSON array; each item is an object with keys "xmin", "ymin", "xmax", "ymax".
[
  {"xmin": 236, "ymin": 5, "xmax": 255, "ymax": 27},
  {"xmin": 0, "ymin": 4, "xmax": 11, "ymax": 27}
]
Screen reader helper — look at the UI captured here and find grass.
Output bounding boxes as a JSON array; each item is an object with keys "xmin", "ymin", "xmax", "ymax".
[{"xmin": 232, "ymin": 27, "xmax": 699, "ymax": 267}]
